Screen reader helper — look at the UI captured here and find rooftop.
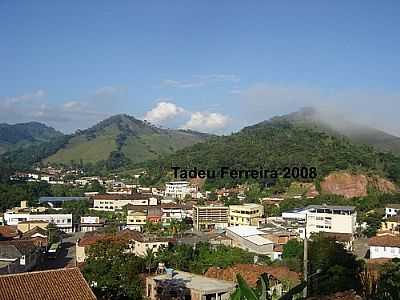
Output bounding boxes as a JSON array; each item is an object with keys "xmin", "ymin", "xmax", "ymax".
[
  {"xmin": 38, "ymin": 196, "xmax": 88, "ymax": 203},
  {"xmin": 205, "ymin": 264, "xmax": 300, "ymax": 287},
  {"xmin": 150, "ymin": 270, "xmax": 236, "ymax": 293},
  {"xmin": 0, "ymin": 267, "xmax": 96, "ymax": 300},
  {"xmin": 0, "ymin": 226, "xmax": 19, "ymax": 239},
  {"xmin": 368, "ymin": 235, "xmax": 400, "ymax": 247},
  {"xmin": 226, "ymin": 225, "xmax": 264, "ymax": 237},
  {"xmin": 307, "ymin": 205, "xmax": 356, "ymax": 211},
  {"xmin": 386, "ymin": 203, "xmax": 400, "ymax": 209}
]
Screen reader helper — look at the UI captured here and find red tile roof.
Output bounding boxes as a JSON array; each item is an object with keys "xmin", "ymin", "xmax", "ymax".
[
  {"xmin": 0, "ymin": 267, "xmax": 96, "ymax": 300},
  {"xmin": 205, "ymin": 263, "xmax": 300, "ymax": 287},
  {"xmin": 368, "ymin": 235, "xmax": 400, "ymax": 247},
  {"xmin": 0, "ymin": 226, "xmax": 19, "ymax": 239}
]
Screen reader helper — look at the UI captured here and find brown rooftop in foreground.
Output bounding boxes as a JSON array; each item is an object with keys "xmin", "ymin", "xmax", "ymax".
[{"xmin": 0, "ymin": 267, "xmax": 96, "ymax": 300}]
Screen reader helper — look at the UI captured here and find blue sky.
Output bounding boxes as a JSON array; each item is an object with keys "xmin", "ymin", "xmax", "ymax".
[{"xmin": 1, "ymin": 1, "xmax": 400, "ymax": 134}]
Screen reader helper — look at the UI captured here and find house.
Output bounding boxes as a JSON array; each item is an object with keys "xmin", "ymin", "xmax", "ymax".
[
  {"xmin": 368, "ymin": 234, "xmax": 400, "ymax": 259},
  {"xmin": 193, "ymin": 205, "xmax": 229, "ymax": 231},
  {"xmin": 17, "ymin": 220, "xmax": 48, "ymax": 233},
  {"xmin": 228, "ymin": 203, "xmax": 264, "ymax": 227},
  {"xmin": 146, "ymin": 270, "xmax": 236, "ymax": 300},
  {"xmin": 0, "ymin": 267, "xmax": 97, "ymax": 300},
  {"xmin": 79, "ymin": 217, "xmax": 104, "ymax": 233},
  {"xmin": 0, "ymin": 240, "xmax": 40, "ymax": 274},
  {"xmin": 126, "ymin": 211, "xmax": 147, "ymax": 231},
  {"xmin": 305, "ymin": 205, "xmax": 357, "ymax": 238},
  {"xmin": 76, "ymin": 229, "xmax": 172, "ymax": 263},
  {"xmin": 225, "ymin": 226, "xmax": 275, "ymax": 256},
  {"xmin": 205, "ymin": 264, "xmax": 300, "ymax": 298},
  {"xmin": 21, "ymin": 227, "xmax": 48, "ymax": 249},
  {"xmin": 4, "ymin": 212, "xmax": 73, "ymax": 233},
  {"xmin": 161, "ymin": 203, "xmax": 192, "ymax": 225},
  {"xmin": 385, "ymin": 204, "xmax": 400, "ymax": 218},
  {"xmin": 0, "ymin": 226, "xmax": 20, "ymax": 241}
]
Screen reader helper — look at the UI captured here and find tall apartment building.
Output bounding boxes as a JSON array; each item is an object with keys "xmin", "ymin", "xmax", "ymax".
[
  {"xmin": 193, "ymin": 205, "xmax": 229, "ymax": 231},
  {"xmin": 305, "ymin": 205, "xmax": 356, "ymax": 237},
  {"xmin": 229, "ymin": 203, "xmax": 264, "ymax": 227}
]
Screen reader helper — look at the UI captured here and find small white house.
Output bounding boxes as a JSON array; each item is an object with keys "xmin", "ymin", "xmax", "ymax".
[{"xmin": 368, "ymin": 234, "xmax": 400, "ymax": 259}]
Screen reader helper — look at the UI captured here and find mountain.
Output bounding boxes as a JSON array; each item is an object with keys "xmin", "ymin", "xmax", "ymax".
[
  {"xmin": 143, "ymin": 117, "xmax": 400, "ymax": 188},
  {"xmin": 271, "ymin": 107, "xmax": 400, "ymax": 155},
  {"xmin": 0, "ymin": 122, "xmax": 63, "ymax": 154},
  {"xmin": 42, "ymin": 114, "xmax": 209, "ymax": 166}
]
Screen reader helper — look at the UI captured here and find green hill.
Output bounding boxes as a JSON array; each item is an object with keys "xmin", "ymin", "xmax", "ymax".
[
  {"xmin": 143, "ymin": 118, "xmax": 400, "ymax": 188},
  {"xmin": 0, "ymin": 122, "xmax": 63, "ymax": 154},
  {"xmin": 43, "ymin": 114, "xmax": 209, "ymax": 166},
  {"xmin": 272, "ymin": 107, "xmax": 400, "ymax": 155}
]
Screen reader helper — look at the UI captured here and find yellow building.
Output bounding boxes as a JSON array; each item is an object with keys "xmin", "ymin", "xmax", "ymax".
[
  {"xmin": 229, "ymin": 203, "xmax": 264, "ymax": 227},
  {"xmin": 126, "ymin": 211, "xmax": 147, "ymax": 231},
  {"xmin": 17, "ymin": 220, "xmax": 49, "ymax": 233},
  {"xmin": 381, "ymin": 216, "xmax": 400, "ymax": 232}
]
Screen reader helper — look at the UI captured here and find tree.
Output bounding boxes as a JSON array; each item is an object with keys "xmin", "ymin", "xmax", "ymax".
[
  {"xmin": 281, "ymin": 240, "xmax": 303, "ymax": 272},
  {"xmin": 144, "ymin": 248, "xmax": 156, "ymax": 274},
  {"xmin": 374, "ymin": 259, "xmax": 400, "ymax": 300},
  {"xmin": 83, "ymin": 239, "xmax": 145, "ymax": 300}
]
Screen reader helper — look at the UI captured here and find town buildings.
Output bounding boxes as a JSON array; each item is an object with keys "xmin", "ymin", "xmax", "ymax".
[
  {"xmin": 4, "ymin": 212, "xmax": 73, "ymax": 233},
  {"xmin": 193, "ymin": 204, "xmax": 229, "ymax": 231},
  {"xmin": 76, "ymin": 229, "xmax": 172, "ymax": 263},
  {"xmin": 228, "ymin": 203, "xmax": 264, "ymax": 227}
]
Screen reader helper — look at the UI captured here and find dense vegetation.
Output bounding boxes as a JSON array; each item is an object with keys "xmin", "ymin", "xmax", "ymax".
[
  {"xmin": 0, "ymin": 121, "xmax": 62, "ymax": 154},
  {"xmin": 141, "ymin": 120, "xmax": 400, "ymax": 188}
]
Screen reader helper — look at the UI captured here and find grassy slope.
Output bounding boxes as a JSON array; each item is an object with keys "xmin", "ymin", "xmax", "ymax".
[{"xmin": 45, "ymin": 125, "xmax": 119, "ymax": 164}]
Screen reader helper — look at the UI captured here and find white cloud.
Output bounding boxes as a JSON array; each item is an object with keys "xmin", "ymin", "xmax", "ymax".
[
  {"xmin": 144, "ymin": 101, "xmax": 185, "ymax": 124},
  {"xmin": 5, "ymin": 89, "xmax": 46, "ymax": 105},
  {"xmin": 182, "ymin": 112, "xmax": 230, "ymax": 132}
]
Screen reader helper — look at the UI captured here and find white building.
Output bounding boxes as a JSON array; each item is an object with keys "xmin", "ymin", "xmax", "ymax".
[
  {"xmin": 165, "ymin": 181, "xmax": 195, "ymax": 200},
  {"xmin": 161, "ymin": 204, "xmax": 192, "ymax": 225},
  {"xmin": 385, "ymin": 204, "xmax": 400, "ymax": 218},
  {"xmin": 4, "ymin": 212, "xmax": 73, "ymax": 233},
  {"xmin": 305, "ymin": 205, "xmax": 356, "ymax": 238},
  {"xmin": 79, "ymin": 216, "xmax": 104, "ymax": 232},
  {"xmin": 92, "ymin": 194, "xmax": 158, "ymax": 211},
  {"xmin": 368, "ymin": 234, "xmax": 400, "ymax": 259},
  {"xmin": 225, "ymin": 225, "xmax": 275, "ymax": 256},
  {"xmin": 282, "ymin": 207, "xmax": 309, "ymax": 221}
]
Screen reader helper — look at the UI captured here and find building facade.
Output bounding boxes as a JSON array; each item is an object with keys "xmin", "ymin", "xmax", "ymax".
[
  {"xmin": 165, "ymin": 181, "xmax": 194, "ymax": 200},
  {"xmin": 4, "ymin": 213, "xmax": 73, "ymax": 233},
  {"xmin": 193, "ymin": 205, "xmax": 229, "ymax": 231},
  {"xmin": 305, "ymin": 205, "xmax": 356, "ymax": 237},
  {"xmin": 229, "ymin": 203, "xmax": 264, "ymax": 227}
]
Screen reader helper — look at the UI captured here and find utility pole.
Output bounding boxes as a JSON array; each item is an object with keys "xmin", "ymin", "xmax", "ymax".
[{"xmin": 303, "ymin": 220, "xmax": 308, "ymax": 299}]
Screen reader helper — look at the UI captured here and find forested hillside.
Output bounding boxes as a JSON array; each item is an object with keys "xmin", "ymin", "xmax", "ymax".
[{"xmin": 142, "ymin": 120, "xmax": 400, "ymax": 188}]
